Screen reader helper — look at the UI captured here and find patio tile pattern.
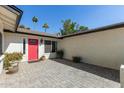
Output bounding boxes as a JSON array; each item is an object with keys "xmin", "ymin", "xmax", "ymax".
[{"xmin": 0, "ymin": 59, "xmax": 120, "ymax": 88}]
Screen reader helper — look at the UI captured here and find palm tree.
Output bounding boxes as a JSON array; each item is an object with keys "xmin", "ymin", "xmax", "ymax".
[
  {"xmin": 32, "ymin": 16, "xmax": 38, "ymax": 30},
  {"xmin": 42, "ymin": 23, "xmax": 49, "ymax": 32}
]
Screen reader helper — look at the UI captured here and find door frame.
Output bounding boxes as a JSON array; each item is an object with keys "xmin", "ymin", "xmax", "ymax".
[{"xmin": 28, "ymin": 38, "xmax": 39, "ymax": 61}]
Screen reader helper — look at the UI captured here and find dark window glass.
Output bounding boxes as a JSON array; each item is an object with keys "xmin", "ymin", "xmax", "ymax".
[
  {"xmin": 23, "ymin": 39, "xmax": 26, "ymax": 54},
  {"xmin": 29, "ymin": 39, "xmax": 37, "ymax": 45},
  {"xmin": 45, "ymin": 40, "xmax": 51, "ymax": 45},
  {"xmin": 45, "ymin": 40, "xmax": 51, "ymax": 53},
  {"xmin": 52, "ymin": 41, "xmax": 57, "ymax": 52}
]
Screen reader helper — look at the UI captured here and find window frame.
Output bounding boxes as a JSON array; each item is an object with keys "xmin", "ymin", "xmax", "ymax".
[
  {"xmin": 44, "ymin": 40, "xmax": 57, "ymax": 53},
  {"xmin": 44, "ymin": 40, "xmax": 52, "ymax": 53},
  {"xmin": 23, "ymin": 38, "xmax": 26, "ymax": 54},
  {"xmin": 51, "ymin": 41, "xmax": 57, "ymax": 53}
]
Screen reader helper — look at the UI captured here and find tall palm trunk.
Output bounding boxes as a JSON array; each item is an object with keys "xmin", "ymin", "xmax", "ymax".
[
  {"xmin": 34, "ymin": 23, "xmax": 37, "ymax": 30},
  {"xmin": 45, "ymin": 28, "xmax": 46, "ymax": 32}
]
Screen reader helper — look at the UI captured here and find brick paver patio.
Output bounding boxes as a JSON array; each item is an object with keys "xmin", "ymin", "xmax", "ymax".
[{"xmin": 0, "ymin": 59, "xmax": 120, "ymax": 88}]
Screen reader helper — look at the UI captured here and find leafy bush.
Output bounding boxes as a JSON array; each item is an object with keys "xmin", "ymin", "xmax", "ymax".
[
  {"xmin": 26, "ymin": 27, "xmax": 30, "ymax": 30},
  {"xmin": 56, "ymin": 50, "xmax": 64, "ymax": 59},
  {"xmin": 19, "ymin": 25, "xmax": 25, "ymax": 28},
  {"xmin": 4, "ymin": 52, "xmax": 23, "ymax": 69},
  {"xmin": 72, "ymin": 56, "xmax": 82, "ymax": 63}
]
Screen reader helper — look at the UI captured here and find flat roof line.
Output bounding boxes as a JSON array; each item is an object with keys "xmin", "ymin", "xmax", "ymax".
[{"xmin": 59, "ymin": 22, "xmax": 124, "ymax": 39}]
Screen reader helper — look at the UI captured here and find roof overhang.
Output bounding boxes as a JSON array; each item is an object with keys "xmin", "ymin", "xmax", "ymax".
[
  {"xmin": 4, "ymin": 22, "xmax": 124, "ymax": 39},
  {"xmin": 0, "ymin": 5, "xmax": 23, "ymax": 31},
  {"xmin": 59, "ymin": 22, "xmax": 124, "ymax": 39}
]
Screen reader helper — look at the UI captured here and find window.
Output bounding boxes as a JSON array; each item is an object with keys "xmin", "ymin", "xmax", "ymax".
[
  {"xmin": 45, "ymin": 40, "xmax": 51, "ymax": 53},
  {"xmin": 52, "ymin": 41, "xmax": 57, "ymax": 52},
  {"xmin": 44, "ymin": 40, "xmax": 57, "ymax": 53},
  {"xmin": 23, "ymin": 38, "xmax": 26, "ymax": 54}
]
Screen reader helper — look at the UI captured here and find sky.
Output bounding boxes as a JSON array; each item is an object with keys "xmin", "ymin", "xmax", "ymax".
[{"xmin": 17, "ymin": 5, "xmax": 124, "ymax": 34}]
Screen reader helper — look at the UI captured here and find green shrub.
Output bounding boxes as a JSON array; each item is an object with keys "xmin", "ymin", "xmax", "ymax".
[
  {"xmin": 72, "ymin": 56, "xmax": 82, "ymax": 63},
  {"xmin": 56, "ymin": 50, "xmax": 64, "ymax": 59},
  {"xmin": 4, "ymin": 52, "xmax": 23, "ymax": 69}
]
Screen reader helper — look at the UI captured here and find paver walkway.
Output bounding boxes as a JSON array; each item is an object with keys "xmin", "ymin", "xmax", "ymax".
[{"xmin": 0, "ymin": 59, "xmax": 120, "ymax": 88}]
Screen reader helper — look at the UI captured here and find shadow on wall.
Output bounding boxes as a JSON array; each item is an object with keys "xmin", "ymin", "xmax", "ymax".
[{"xmin": 51, "ymin": 59, "xmax": 120, "ymax": 83}]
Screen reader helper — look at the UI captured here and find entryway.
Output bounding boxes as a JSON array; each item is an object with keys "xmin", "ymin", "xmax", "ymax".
[{"xmin": 28, "ymin": 39, "xmax": 38, "ymax": 61}]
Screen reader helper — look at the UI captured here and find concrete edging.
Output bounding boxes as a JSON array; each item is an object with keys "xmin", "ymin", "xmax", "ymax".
[
  {"xmin": 0, "ymin": 55, "xmax": 4, "ymax": 74},
  {"xmin": 120, "ymin": 64, "xmax": 124, "ymax": 88}
]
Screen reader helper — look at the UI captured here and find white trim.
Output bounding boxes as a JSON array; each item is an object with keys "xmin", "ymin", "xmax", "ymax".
[
  {"xmin": 38, "ymin": 37, "xmax": 41, "ymax": 59},
  {"xmin": 0, "ymin": 19, "xmax": 4, "ymax": 53},
  {"xmin": 2, "ymin": 32, "xmax": 4, "ymax": 53},
  {"xmin": 0, "ymin": 55, "xmax": 4, "ymax": 74},
  {"xmin": 0, "ymin": 19, "xmax": 4, "ymax": 74},
  {"xmin": 26, "ymin": 38, "xmax": 28, "ymax": 61}
]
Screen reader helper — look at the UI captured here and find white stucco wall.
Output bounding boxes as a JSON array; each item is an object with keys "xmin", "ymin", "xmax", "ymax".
[
  {"xmin": 0, "ymin": 18, "xmax": 4, "ymax": 74},
  {"xmin": 3, "ymin": 32, "xmax": 58, "ymax": 62},
  {"xmin": 58, "ymin": 27, "xmax": 124, "ymax": 70},
  {"xmin": 4, "ymin": 32, "xmax": 23, "ymax": 53}
]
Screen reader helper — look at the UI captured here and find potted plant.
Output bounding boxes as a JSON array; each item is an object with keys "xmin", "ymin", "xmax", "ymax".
[
  {"xmin": 39, "ymin": 55, "xmax": 46, "ymax": 61},
  {"xmin": 4, "ymin": 52, "xmax": 23, "ymax": 74},
  {"xmin": 72, "ymin": 56, "xmax": 82, "ymax": 63},
  {"xmin": 56, "ymin": 50, "xmax": 64, "ymax": 59}
]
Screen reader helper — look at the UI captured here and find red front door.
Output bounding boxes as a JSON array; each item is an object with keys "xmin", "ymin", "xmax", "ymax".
[{"xmin": 28, "ymin": 39, "xmax": 38, "ymax": 61}]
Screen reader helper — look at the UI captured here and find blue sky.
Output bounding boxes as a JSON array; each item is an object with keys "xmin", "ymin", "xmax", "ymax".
[{"xmin": 17, "ymin": 5, "xmax": 124, "ymax": 34}]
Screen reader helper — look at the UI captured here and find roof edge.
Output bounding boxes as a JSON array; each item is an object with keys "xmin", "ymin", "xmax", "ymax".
[
  {"xmin": 59, "ymin": 22, "xmax": 124, "ymax": 39},
  {"xmin": 3, "ymin": 22, "xmax": 124, "ymax": 39},
  {"xmin": 7, "ymin": 5, "xmax": 23, "ymax": 31},
  {"xmin": 4, "ymin": 29, "xmax": 59, "ymax": 39}
]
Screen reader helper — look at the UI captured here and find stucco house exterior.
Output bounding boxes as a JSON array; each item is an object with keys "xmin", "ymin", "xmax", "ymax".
[
  {"xmin": 1, "ymin": 5, "xmax": 124, "ymax": 75},
  {"xmin": 0, "ymin": 6, "xmax": 58, "ymax": 62},
  {"xmin": 0, "ymin": 5, "xmax": 23, "ymax": 74},
  {"xmin": 4, "ymin": 28, "xmax": 58, "ymax": 61}
]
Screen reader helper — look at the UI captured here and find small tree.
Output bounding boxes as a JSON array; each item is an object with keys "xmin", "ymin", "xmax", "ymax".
[
  {"xmin": 60, "ymin": 19, "xmax": 77, "ymax": 35},
  {"xmin": 42, "ymin": 23, "xmax": 49, "ymax": 32},
  {"xmin": 26, "ymin": 27, "xmax": 30, "ymax": 30},
  {"xmin": 19, "ymin": 25, "xmax": 31, "ymax": 30},
  {"xmin": 60, "ymin": 19, "xmax": 88, "ymax": 36},
  {"xmin": 79, "ymin": 26, "xmax": 88, "ymax": 31}
]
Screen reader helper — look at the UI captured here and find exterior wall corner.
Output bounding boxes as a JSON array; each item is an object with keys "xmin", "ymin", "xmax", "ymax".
[{"xmin": 120, "ymin": 64, "xmax": 124, "ymax": 88}]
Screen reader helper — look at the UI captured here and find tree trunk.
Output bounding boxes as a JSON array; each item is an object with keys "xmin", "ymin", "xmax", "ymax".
[{"xmin": 45, "ymin": 28, "xmax": 46, "ymax": 32}]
